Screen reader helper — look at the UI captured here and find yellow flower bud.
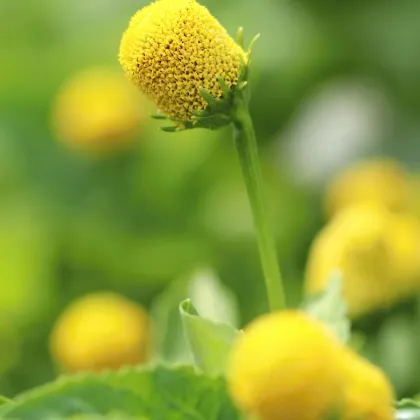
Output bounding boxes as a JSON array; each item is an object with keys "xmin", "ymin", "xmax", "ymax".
[
  {"xmin": 324, "ymin": 159, "xmax": 410, "ymax": 219},
  {"xmin": 227, "ymin": 311, "xmax": 344, "ymax": 420},
  {"xmin": 386, "ymin": 213, "xmax": 420, "ymax": 292},
  {"xmin": 50, "ymin": 292, "xmax": 150, "ymax": 372},
  {"xmin": 52, "ymin": 68, "xmax": 143, "ymax": 154},
  {"xmin": 341, "ymin": 350, "xmax": 395, "ymax": 420},
  {"xmin": 305, "ymin": 205, "xmax": 420, "ymax": 317},
  {"xmin": 408, "ymin": 174, "xmax": 420, "ymax": 218},
  {"xmin": 119, "ymin": 0, "xmax": 244, "ymax": 122}
]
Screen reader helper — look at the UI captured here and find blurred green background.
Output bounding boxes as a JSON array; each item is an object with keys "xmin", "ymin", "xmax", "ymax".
[{"xmin": 1, "ymin": 0, "xmax": 420, "ymax": 400}]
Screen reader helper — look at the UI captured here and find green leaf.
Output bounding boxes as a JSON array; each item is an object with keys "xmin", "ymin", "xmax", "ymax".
[
  {"xmin": 180, "ymin": 299, "xmax": 241, "ymax": 376},
  {"xmin": 150, "ymin": 268, "xmax": 239, "ymax": 365},
  {"xmin": 0, "ymin": 396, "xmax": 12, "ymax": 406},
  {"xmin": 376, "ymin": 315, "xmax": 418, "ymax": 393},
  {"xmin": 0, "ymin": 395, "xmax": 13, "ymax": 416},
  {"xmin": 0, "ymin": 365, "xmax": 240, "ymax": 420},
  {"xmin": 302, "ymin": 272, "xmax": 350, "ymax": 344},
  {"xmin": 396, "ymin": 399, "xmax": 420, "ymax": 420}
]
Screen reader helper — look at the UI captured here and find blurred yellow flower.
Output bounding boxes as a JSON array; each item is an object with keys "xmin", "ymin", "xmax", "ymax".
[
  {"xmin": 50, "ymin": 292, "xmax": 150, "ymax": 372},
  {"xmin": 227, "ymin": 310, "xmax": 344, "ymax": 420},
  {"xmin": 408, "ymin": 174, "xmax": 420, "ymax": 218},
  {"xmin": 119, "ymin": 0, "xmax": 244, "ymax": 122},
  {"xmin": 387, "ymin": 213, "xmax": 420, "ymax": 292},
  {"xmin": 52, "ymin": 68, "xmax": 143, "ymax": 154},
  {"xmin": 305, "ymin": 205, "xmax": 420, "ymax": 317},
  {"xmin": 324, "ymin": 159, "xmax": 410, "ymax": 219},
  {"xmin": 341, "ymin": 350, "xmax": 395, "ymax": 420}
]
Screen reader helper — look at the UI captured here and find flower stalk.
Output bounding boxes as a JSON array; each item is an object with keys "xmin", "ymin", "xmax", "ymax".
[
  {"xmin": 119, "ymin": 0, "xmax": 286, "ymax": 312},
  {"xmin": 232, "ymin": 88, "xmax": 286, "ymax": 312}
]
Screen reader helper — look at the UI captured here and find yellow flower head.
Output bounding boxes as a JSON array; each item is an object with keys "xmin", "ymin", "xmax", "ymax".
[
  {"xmin": 227, "ymin": 310, "xmax": 344, "ymax": 420},
  {"xmin": 50, "ymin": 292, "xmax": 150, "ymax": 372},
  {"xmin": 119, "ymin": 0, "xmax": 244, "ymax": 122},
  {"xmin": 52, "ymin": 68, "xmax": 143, "ymax": 154},
  {"xmin": 386, "ymin": 213, "xmax": 420, "ymax": 292},
  {"xmin": 341, "ymin": 349, "xmax": 395, "ymax": 420},
  {"xmin": 305, "ymin": 204, "xmax": 420, "ymax": 317},
  {"xmin": 408, "ymin": 173, "xmax": 420, "ymax": 218},
  {"xmin": 324, "ymin": 159, "xmax": 410, "ymax": 219}
]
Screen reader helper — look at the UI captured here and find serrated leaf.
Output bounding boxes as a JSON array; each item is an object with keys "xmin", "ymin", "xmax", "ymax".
[
  {"xmin": 0, "ymin": 365, "xmax": 240, "ymax": 420},
  {"xmin": 302, "ymin": 272, "xmax": 350, "ymax": 344},
  {"xmin": 180, "ymin": 299, "xmax": 241, "ymax": 376}
]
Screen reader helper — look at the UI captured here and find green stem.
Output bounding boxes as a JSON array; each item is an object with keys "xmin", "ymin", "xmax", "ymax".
[{"xmin": 232, "ymin": 96, "xmax": 286, "ymax": 312}]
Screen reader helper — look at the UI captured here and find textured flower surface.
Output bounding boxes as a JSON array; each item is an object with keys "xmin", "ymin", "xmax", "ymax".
[
  {"xmin": 227, "ymin": 310, "xmax": 344, "ymax": 420},
  {"xmin": 341, "ymin": 350, "xmax": 395, "ymax": 420},
  {"xmin": 324, "ymin": 159, "xmax": 410, "ymax": 219},
  {"xmin": 50, "ymin": 292, "xmax": 150, "ymax": 372},
  {"xmin": 52, "ymin": 68, "xmax": 143, "ymax": 153},
  {"xmin": 119, "ymin": 0, "xmax": 244, "ymax": 122},
  {"xmin": 305, "ymin": 204, "xmax": 420, "ymax": 317}
]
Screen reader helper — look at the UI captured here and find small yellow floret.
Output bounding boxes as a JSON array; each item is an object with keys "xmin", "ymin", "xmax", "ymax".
[
  {"xmin": 305, "ymin": 205, "xmax": 420, "ymax": 317},
  {"xmin": 50, "ymin": 292, "xmax": 150, "ymax": 372},
  {"xmin": 341, "ymin": 350, "xmax": 395, "ymax": 420},
  {"xmin": 227, "ymin": 310, "xmax": 344, "ymax": 420},
  {"xmin": 119, "ymin": 0, "xmax": 244, "ymax": 122},
  {"xmin": 324, "ymin": 159, "xmax": 410, "ymax": 219},
  {"xmin": 52, "ymin": 68, "xmax": 143, "ymax": 154}
]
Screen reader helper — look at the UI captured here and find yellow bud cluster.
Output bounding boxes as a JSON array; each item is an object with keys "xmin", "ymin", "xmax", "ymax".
[
  {"xmin": 305, "ymin": 204, "xmax": 420, "ymax": 317},
  {"xmin": 52, "ymin": 68, "xmax": 143, "ymax": 154},
  {"xmin": 119, "ymin": 0, "xmax": 244, "ymax": 122},
  {"xmin": 50, "ymin": 292, "xmax": 150, "ymax": 373},
  {"xmin": 324, "ymin": 159, "xmax": 410, "ymax": 219},
  {"xmin": 228, "ymin": 310, "xmax": 394, "ymax": 420}
]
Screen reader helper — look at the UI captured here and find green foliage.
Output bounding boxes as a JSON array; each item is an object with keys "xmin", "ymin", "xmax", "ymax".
[
  {"xmin": 151, "ymin": 268, "xmax": 239, "ymax": 365},
  {"xmin": 0, "ymin": 365, "xmax": 240, "ymax": 420},
  {"xmin": 302, "ymin": 272, "xmax": 350, "ymax": 344},
  {"xmin": 396, "ymin": 399, "xmax": 420, "ymax": 420},
  {"xmin": 0, "ymin": 396, "xmax": 12, "ymax": 407},
  {"xmin": 180, "ymin": 299, "xmax": 241, "ymax": 376}
]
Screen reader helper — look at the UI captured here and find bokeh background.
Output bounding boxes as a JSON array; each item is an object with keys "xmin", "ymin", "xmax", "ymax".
[{"xmin": 1, "ymin": 0, "xmax": 420, "ymax": 400}]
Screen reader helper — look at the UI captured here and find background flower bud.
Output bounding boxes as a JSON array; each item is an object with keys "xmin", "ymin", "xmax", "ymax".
[
  {"xmin": 305, "ymin": 204, "xmax": 420, "ymax": 317},
  {"xmin": 50, "ymin": 292, "xmax": 150, "ymax": 372},
  {"xmin": 52, "ymin": 67, "xmax": 143, "ymax": 154},
  {"xmin": 324, "ymin": 159, "xmax": 410, "ymax": 219}
]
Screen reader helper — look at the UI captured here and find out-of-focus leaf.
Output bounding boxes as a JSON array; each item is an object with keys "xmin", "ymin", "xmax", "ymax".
[
  {"xmin": 302, "ymin": 272, "xmax": 350, "ymax": 344},
  {"xmin": 0, "ymin": 365, "xmax": 240, "ymax": 420},
  {"xmin": 396, "ymin": 399, "xmax": 420, "ymax": 420},
  {"xmin": 377, "ymin": 315, "xmax": 418, "ymax": 394},
  {"xmin": 180, "ymin": 299, "xmax": 241, "ymax": 376},
  {"xmin": 150, "ymin": 268, "xmax": 240, "ymax": 365},
  {"xmin": 0, "ymin": 395, "xmax": 12, "ymax": 406},
  {"xmin": 0, "ymin": 195, "xmax": 56, "ymax": 326}
]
